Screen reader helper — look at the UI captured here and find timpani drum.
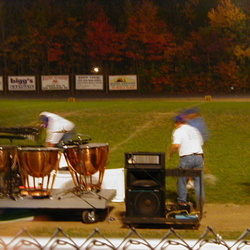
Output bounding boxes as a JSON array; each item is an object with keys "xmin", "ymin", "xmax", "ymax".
[
  {"xmin": 0, "ymin": 145, "xmax": 17, "ymax": 196},
  {"xmin": 17, "ymin": 147, "xmax": 61, "ymax": 198},
  {"xmin": 63, "ymin": 143, "xmax": 109, "ymax": 191}
]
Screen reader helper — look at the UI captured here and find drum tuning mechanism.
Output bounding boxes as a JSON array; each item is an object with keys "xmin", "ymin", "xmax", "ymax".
[{"xmin": 62, "ymin": 134, "xmax": 92, "ymax": 146}]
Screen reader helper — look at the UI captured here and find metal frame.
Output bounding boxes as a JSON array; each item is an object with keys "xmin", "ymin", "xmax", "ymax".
[{"xmin": 165, "ymin": 168, "xmax": 204, "ymax": 217}]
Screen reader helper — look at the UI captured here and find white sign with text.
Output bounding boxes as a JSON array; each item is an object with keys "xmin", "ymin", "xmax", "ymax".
[
  {"xmin": 0, "ymin": 76, "xmax": 3, "ymax": 91},
  {"xmin": 8, "ymin": 76, "xmax": 36, "ymax": 91},
  {"xmin": 75, "ymin": 75, "xmax": 104, "ymax": 90},
  {"xmin": 109, "ymin": 75, "xmax": 137, "ymax": 90},
  {"xmin": 41, "ymin": 75, "xmax": 69, "ymax": 90}
]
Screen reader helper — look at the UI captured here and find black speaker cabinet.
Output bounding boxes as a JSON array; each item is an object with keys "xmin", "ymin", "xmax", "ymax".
[
  {"xmin": 125, "ymin": 152, "xmax": 166, "ymax": 219},
  {"xmin": 125, "ymin": 188, "xmax": 166, "ymax": 218},
  {"xmin": 125, "ymin": 152, "xmax": 165, "ymax": 170}
]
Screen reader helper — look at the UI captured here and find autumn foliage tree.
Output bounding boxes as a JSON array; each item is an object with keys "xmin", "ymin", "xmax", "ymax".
[
  {"xmin": 207, "ymin": 0, "xmax": 248, "ymax": 92},
  {"xmin": 177, "ymin": 0, "xmax": 249, "ymax": 93},
  {"xmin": 125, "ymin": 0, "xmax": 177, "ymax": 92},
  {"xmin": 0, "ymin": 0, "xmax": 249, "ymax": 94},
  {"xmin": 85, "ymin": 9, "xmax": 124, "ymax": 74},
  {"xmin": 208, "ymin": 0, "xmax": 246, "ymax": 29}
]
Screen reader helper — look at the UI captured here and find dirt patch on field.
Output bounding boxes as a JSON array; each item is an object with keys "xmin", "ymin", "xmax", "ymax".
[{"xmin": 0, "ymin": 202, "xmax": 249, "ymax": 239}]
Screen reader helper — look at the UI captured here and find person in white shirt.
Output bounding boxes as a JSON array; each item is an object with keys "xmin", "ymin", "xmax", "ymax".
[
  {"xmin": 39, "ymin": 112, "xmax": 76, "ymax": 147},
  {"xmin": 181, "ymin": 107, "xmax": 209, "ymax": 190},
  {"xmin": 168, "ymin": 115, "xmax": 204, "ymax": 210}
]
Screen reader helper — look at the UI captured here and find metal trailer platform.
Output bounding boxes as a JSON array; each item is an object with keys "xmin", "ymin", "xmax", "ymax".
[
  {"xmin": 0, "ymin": 188, "xmax": 116, "ymax": 223},
  {"xmin": 123, "ymin": 215, "xmax": 200, "ymax": 229}
]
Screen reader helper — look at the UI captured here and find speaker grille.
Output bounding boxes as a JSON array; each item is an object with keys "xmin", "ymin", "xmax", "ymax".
[
  {"xmin": 131, "ymin": 155, "xmax": 160, "ymax": 164},
  {"xmin": 125, "ymin": 152, "xmax": 165, "ymax": 169},
  {"xmin": 125, "ymin": 189, "xmax": 165, "ymax": 218},
  {"xmin": 135, "ymin": 191, "xmax": 160, "ymax": 217}
]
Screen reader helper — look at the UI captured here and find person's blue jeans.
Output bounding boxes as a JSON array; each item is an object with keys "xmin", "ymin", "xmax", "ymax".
[{"xmin": 177, "ymin": 155, "xmax": 204, "ymax": 208}]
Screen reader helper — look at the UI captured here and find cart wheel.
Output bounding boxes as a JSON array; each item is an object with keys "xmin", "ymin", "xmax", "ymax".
[{"xmin": 82, "ymin": 210, "xmax": 97, "ymax": 223}]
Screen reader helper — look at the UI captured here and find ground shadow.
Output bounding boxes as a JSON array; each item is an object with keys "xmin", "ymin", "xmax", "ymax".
[{"xmin": 0, "ymin": 206, "xmax": 115, "ymax": 223}]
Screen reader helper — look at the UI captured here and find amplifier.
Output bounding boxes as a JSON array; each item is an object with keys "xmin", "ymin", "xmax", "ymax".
[
  {"xmin": 125, "ymin": 152, "xmax": 165, "ymax": 169},
  {"xmin": 125, "ymin": 152, "xmax": 166, "ymax": 219}
]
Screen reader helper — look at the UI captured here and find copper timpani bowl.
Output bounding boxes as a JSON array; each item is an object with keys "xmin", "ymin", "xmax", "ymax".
[
  {"xmin": 63, "ymin": 143, "xmax": 109, "ymax": 191},
  {"xmin": 17, "ymin": 147, "xmax": 61, "ymax": 198},
  {"xmin": 0, "ymin": 146, "xmax": 10, "ymax": 173},
  {"xmin": 0, "ymin": 145, "xmax": 16, "ymax": 173},
  {"xmin": 0, "ymin": 145, "xmax": 17, "ymax": 195}
]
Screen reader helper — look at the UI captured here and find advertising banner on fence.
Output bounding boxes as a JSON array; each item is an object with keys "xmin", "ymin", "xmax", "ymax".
[
  {"xmin": 8, "ymin": 76, "xmax": 36, "ymax": 91},
  {"xmin": 0, "ymin": 76, "xmax": 3, "ymax": 91},
  {"xmin": 109, "ymin": 75, "xmax": 137, "ymax": 91},
  {"xmin": 41, "ymin": 75, "xmax": 69, "ymax": 90},
  {"xmin": 75, "ymin": 75, "xmax": 104, "ymax": 90}
]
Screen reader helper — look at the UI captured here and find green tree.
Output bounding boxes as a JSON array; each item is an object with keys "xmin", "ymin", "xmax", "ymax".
[
  {"xmin": 208, "ymin": 0, "xmax": 246, "ymax": 29},
  {"xmin": 207, "ymin": 0, "xmax": 249, "ymax": 92},
  {"xmin": 180, "ymin": 0, "xmax": 249, "ymax": 93}
]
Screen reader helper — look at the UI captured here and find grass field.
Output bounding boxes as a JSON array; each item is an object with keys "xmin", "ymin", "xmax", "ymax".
[{"xmin": 0, "ymin": 97, "xmax": 249, "ymax": 205}]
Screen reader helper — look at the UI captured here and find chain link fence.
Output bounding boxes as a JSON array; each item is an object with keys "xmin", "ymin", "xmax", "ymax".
[{"xmin": 0, "ymin": 226, "xmax": 249, "ymax": 249}]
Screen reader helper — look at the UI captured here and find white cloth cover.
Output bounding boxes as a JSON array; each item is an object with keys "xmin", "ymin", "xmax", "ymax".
[{"xmin": 53, "ymin": 155, "xmax": 125, "ymax": 202}]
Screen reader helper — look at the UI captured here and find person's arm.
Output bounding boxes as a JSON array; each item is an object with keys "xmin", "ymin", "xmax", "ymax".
[{"xmin": 167, "ymin": 144, "xmax": 179, "ymax": 160}]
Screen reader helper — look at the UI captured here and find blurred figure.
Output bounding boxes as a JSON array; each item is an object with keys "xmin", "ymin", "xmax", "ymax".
[
  {"xmin": 181, "ymin": 107, "xmax": 209, "ymax": 190},
  {"xmin": 39, "ymin": 112, "xmax": 75, "ymax": 147},
  {"xmin": 182, "ymin": 107, "xmax": 209, "ymax": 143},
  {"xmin": 168, "ymin": 115, "xmax": 205, "ymax": 210}
]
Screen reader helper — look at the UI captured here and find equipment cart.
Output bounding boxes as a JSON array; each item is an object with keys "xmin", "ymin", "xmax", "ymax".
[
  {"xmin": 0, "ymin": 128, "xmax": 116, "ymax": 223},
  {"xmin": 0, "ymin": 188, "xmax": 116, "ymax": 223},
  {"xmin": 123, "ymin": 152, "xmax": 203, "ymax": 229},
  {"xmin": 124, "ymin": 169, "xmax": 203, "ymax": 229}
]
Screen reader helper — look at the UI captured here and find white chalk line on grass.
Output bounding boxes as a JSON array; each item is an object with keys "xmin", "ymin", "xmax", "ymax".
[
  {"xmin": 109, "ymin": 112, "xmax": 174, "ymax": 153},
  {"xmin": 109, "ymin": 119, "xmax": 153, "ymax": 153},
  {"xmin": 109, "ymin": 102, "xmax": 208, "ymax": 154}
]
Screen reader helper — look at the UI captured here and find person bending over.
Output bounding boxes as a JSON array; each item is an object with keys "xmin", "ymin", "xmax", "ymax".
[{"xmin": 39, "ymin": 111, "xmax": 76, "ymax": 147}]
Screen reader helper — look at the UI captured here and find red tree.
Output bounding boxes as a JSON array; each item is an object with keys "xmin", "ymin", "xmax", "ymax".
[
  {"xmin": 85, "ymin": 9, "xmax": 123, "ymax": 62},
  {"xmin": 125, "ymin": 0, "xmax": 177, "ymax": 91}
]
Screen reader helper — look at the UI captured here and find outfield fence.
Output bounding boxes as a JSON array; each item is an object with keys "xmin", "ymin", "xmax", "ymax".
[{"xmin": 0, "ymin": 226, "xmax": 249, "ymax": 249}]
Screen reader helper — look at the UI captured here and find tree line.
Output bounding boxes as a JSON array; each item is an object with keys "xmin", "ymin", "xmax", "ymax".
[{"xmin": 0, "ymin": 0, "xmax": 249, "ymax": 94}]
